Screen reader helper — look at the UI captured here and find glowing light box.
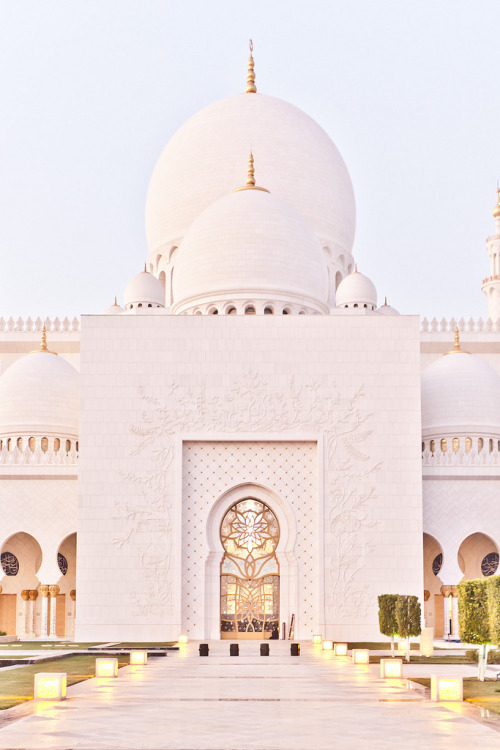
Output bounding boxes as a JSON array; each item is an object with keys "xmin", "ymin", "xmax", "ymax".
[
  {"xmin": 130, "ymin": 650, "xmax": 148, "ymax": 665},
  {"xmin": 178, "ymin": 634, "xmax": 188, "ymax": 644},
  {"xmin": 334, "ymin": 643, "xmax": 348, "ymax": 657},
  {"xmin": 431, "ymin": 674, "xmax": 463, "ymax": 702},
  {"xmin": 34, "ymin": 672, "xmax": 66, "ymax": 701},
  {"xmin": 380, "ymin": 659, "xmax": 403, "ymax": 678},
  {"xmin": 352, "ymin": 649, "xmax": 369, "ymax": 664},
  {"xmin": 322, "ymin": 640, "xmax": 333, "ymax": 650},
  {"xmin": 312, "ymin": 634, "xmax": 322, "ymax": 645},
  {"xmin": 96, "ymin": 658, "xmax": 118, "ymax": 678}
]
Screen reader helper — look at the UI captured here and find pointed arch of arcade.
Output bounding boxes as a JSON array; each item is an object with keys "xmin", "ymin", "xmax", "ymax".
[{"xmin": 204, "ymin": 483, "xmax": 298, "ymax": 641}]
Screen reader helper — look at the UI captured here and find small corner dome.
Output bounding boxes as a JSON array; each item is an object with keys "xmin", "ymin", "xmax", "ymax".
[
  {"xmin": 0, "ymin": 349, "xmax": 79, "ymax": 438},
  {"xmin": 171, "ymin": 188, "xmax": 329, "ymax": 314},
  {"xmin": 335, "ymin": 269, "xmax": 377, "ymax": 310},
  {"xmin": 377, "ymin": 299, "xmax": 400, "ymax": 316},
  {"xmin": 102, "ymin": 299, "xmax": 124, "ymax": 315},
  {"xmin": 124, "ymin": 269, "xmax": 165, "ymax": 310},
  {"xmin": 421, "ymin": 350, "xmax": 500, "ymax": 434}
]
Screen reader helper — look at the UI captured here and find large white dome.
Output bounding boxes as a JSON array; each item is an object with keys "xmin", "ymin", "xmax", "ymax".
[
  {"xmin": 0, "ymin": 350, "xmax": 79, "ymax": 438},
  {"xmin": 171, "ymin": 187, "xmax": 329, "ymax": 314},
  {"xmin": 421, "ymin": 350, "xmax": 500, "ymax": 434},
  {"xmin": 145, "ymin": 93, "xmax": 356, "ymax": 266}
]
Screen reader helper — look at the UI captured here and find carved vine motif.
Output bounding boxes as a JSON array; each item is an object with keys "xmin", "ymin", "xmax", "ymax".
[{"xmin": 119, "ymin": 374, "xmax": 380, "ymax": 620}]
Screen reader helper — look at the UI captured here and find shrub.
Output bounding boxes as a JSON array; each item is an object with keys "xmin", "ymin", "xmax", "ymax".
[
  {"xmin": 378, "ymin": 594, "xmax": 398, "ymax": 638},
  {"xmin": 487, "ymin": 576, "xmax": 500, "ymax": 645},
  {"xmin": 395, "ymin": 595, "xmax": 421, "ymax": 639},
  {"xmin": 458, "ymin": 579, "xmax": 490, "ymax": 644},
  {"xmin": 466, "ymin": 648, "xmax": 500, "ymax": 664}
]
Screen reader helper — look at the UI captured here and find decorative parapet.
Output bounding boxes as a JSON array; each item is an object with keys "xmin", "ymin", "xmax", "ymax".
[
  {"xmin": 0, "ymin": 446, "xmax": 78, "ymax": 466},
  {"xmin": 0, "ymin": 317, "xmax": 80, "ymax": 332},
  {"xmin": 422, "ymin": 449, "xmax": 500, "ymax": 467},
  {"xmin": 420, "ymin": 317, "xmax": 500, "ymax": 334}
]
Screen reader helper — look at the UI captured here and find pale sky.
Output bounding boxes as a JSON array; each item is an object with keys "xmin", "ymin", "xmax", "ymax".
[{"xmin": 1, "ymin": 1, "xmax": 500, "ymax": 321}]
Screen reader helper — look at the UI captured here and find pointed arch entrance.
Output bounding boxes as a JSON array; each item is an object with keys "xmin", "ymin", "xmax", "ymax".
[{"xmin": 220, "ymin": 498, "xmax": 280, "ymax": 638}]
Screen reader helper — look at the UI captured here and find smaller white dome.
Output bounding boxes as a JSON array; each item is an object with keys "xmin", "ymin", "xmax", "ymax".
[
  {"xmin": 102, "ymin": 298, "xmax": 124, "ymax": 315},
  {"xmin": 0, "ymin": 347, "xmax": 79, "ymax": 438},
  {"xmin": 377, "ymin": 298, "xmax": 400, "ymax": 316},
  {"xmin": 422, "ymin": 349, "xmax": 500, "ymax": 434},
  {"xmin": 124, "ymin": 269, "xmax": 165, "ymax": 310},
  {"xmin": 335, "ymin": 268, "xmax": 377, "ymax": 310}
]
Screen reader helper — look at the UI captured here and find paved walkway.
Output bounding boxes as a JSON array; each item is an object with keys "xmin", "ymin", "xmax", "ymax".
[{"xmin": 0, "ymin": 641, "xmax": 498, "ymax": 749}]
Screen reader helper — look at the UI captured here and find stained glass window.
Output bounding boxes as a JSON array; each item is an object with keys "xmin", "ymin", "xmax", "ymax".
[
  {"xmin": 58, "ymin": 553, "xmax": 68, "ymax": 576},
  {"xmin": 220, "ymin": 498, "xmax": 279, "ymax": 637},
  {"xmin": 1, "ymin": 552, "xmax": 19, "ymax": 576},
  {"xmin": 432, "ymin": 553, "xmax": 443, "ymax": 576},
  {"xmin": 481, "ymin": 552, "xmax": 499, "ymax": 577}
]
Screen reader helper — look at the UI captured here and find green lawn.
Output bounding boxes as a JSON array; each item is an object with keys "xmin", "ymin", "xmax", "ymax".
[
  {"xmin": 410, "ymin": 677, "xmax": 500, "ymax": 714},
  {"xmin": 0, "ymin": 653, "xmax": 129, "ymax": 710},
  {"xmin": 369, "ymin": 654, "xmax": 471, "ymax": 664},
  {"xmin": 113, "ymin": 642, "xmax": 175, "ymax": 648},
  {"xmin": 0, "ymin": 642, "xmax": 105, "ymax": 650},
  {"xmin": 347, "ymin": 642, "xmax": 420, "ymax": 651}
]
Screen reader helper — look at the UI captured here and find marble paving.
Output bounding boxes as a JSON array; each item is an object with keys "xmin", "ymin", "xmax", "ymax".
[{"xmin": 0, "ymin": 641, "xmax": 498, "ymax": 749}]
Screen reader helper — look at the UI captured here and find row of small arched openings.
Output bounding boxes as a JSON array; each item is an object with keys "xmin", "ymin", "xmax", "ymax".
[
  {"xmin": 0, "ymin": 437, "xmax": 78, "ymax": 453},
  {"xmin": 422, "ymin": 437, "xmax": 500, "ymax": 454}
]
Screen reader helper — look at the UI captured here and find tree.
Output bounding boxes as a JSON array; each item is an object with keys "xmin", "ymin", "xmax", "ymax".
[
  {"xmin": 395, "ymin": 595, "xmax": 421, "ymax": 662},
  {"xmin": 458, "ymin": 579, "xmax": 490, "ymax": 681},
  {"xmin": 378, "ymin": 594, "xmax": 398, "ymax": 657},
  {"xmin": 487, "ymin": 576, "xmax": 500, "ymax": 646}
]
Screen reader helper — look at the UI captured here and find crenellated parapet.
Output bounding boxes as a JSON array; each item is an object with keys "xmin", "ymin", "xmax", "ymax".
[
  {"xmin": 0, "ymin": 317, "xmax": 80, "ymax": 333},
  {"xmin": 420, "ymin": 317, "xmax": 500, "ymax": 334}
]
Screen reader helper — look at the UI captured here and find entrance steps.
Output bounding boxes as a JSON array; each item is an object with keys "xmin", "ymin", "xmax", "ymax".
[{"xmin": 178, "ymin": 640, "xmax": 316, "ymax": 659}]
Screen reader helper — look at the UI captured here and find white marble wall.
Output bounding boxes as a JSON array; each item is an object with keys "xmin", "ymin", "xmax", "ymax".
[{"xmin": 76, "ymin": 313, "xmax": 423, "ymax": 641}]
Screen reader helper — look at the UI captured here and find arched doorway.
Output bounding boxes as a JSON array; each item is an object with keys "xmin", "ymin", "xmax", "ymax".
[{"xmin": 220, "ymin": 498, "xmax": 280, "ymax": 639}]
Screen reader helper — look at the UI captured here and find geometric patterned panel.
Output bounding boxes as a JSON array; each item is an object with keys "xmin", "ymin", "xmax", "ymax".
[{"xmin": 182, "ymin": 441, "xmax": 317, "ymax": 637}]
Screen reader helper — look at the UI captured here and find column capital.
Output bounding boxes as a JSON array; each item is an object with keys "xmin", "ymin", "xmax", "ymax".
[
  {"xmin": 28, "ymin": 590, "xmax": 38, "ymax": 601},
  {"xmin": 40, "ymin": 585, "xmax": 50, "ymax": 597},
  {"xmin": 21, "ymin": 589, "xmax": 30, "ymax": 601},
  {"xmin": 49, "ymin": 585, "xmax": 60, "ymax": 598},
  {"xmin": 70, "ymin": 589, "xmax": 76, "ymax": 601},
  {"xmin": 440, "ymin": 584, "xmax": 452, "ymax": 597}
]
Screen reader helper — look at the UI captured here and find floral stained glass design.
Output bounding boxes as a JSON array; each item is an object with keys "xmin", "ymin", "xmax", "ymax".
[
  {"xmin": 432, "ymin": 553, "xmax": 443, "ymax": 576},
  {"xmin": 1, "ymin": 552, "xmax": 19, "ymax": 576},
  {"xmin": 220, "ymin": 499, "xmax": 279, "ymax": 637},
  {"xmin": 481, "ymin": 552, "xmax": 499, "ymax": 577},
  {"xmin": 58, "ymin": 553, "xmax": 68, "ymax": 576}
]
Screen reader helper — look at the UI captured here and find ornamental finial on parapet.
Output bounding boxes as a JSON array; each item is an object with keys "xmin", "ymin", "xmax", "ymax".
[
  {"xmin": 494, "ymin": 182, "xmax": 500, "ymax": 219},
  {"xmin": 246, "ymin": 39, "xmax": 257, "ymax": 93}
]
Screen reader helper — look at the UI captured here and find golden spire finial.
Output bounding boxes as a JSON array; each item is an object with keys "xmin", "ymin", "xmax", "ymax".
[
  {"xmin": 354, "ymin": 264, "xmax": 358, "ymax": 273},
  {"xmin": 114, "ymin": 296, "xmax": 117, "ymax": 306},
  {"xmin": 233, "ymin": 151, "xmax": 270, "ymax": 193},
  {"xmin": 246, "ymin": 39, "xmax": 257, "ymax": 94},
  {"xmin": 494, "ymin": 181, "xmax": 500, "ymax": 219},
  {"xmin": 144, "ymin": 263, "xmax": 147, "ymax": 272},
  {"xmin": 384, "ymin": 296, "xmax": 388, "ymax": 306},
  {"xmin": 444, "ymin": 326, "xmax": 469, "ymax": 355},
  {"xmin": 247, "ymin": 151, "xmax": 256, "ymax": 187},
  {"xmin": 30, "ymin": 324, "xmax": 57, "ymax": 355}
]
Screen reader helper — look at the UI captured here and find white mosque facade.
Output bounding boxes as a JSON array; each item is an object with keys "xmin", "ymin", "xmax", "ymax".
[{"xmin": 1, "ymin": 52, "xmax": 500, "ymax": 642}]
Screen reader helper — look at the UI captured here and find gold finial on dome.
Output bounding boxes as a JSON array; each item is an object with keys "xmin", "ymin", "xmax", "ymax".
[
  {"xmin": 354, "ymin": 264, "xmax": 358, "ymax": 273},
  {"xmin": 144, "ymin": 263, "xmax": 147, "ymax": 272},
  {"xmin": 30, "ymin": 325, "xmax": 57, "ymax": 355},
  {"xmin": 444, "ymin": 326, "xmax": 469, "ymax": 355},
  {"xmin": 384, "ymin": 296, "xmax": 388, "ymax": 306},
  {"xmin": 114, "ymin": 296, "xmax": 117, "ymax": 306},
  {"xmin": 233, "ymin": 151, "xmax": 270, "ymax": 193},
  {"xmin": 493, "ymin": 183, "xmax": 500, "ymax": 219},
  {"xmin": 246, "ymin": 39, "xmax": 257, "ymax": 94}
]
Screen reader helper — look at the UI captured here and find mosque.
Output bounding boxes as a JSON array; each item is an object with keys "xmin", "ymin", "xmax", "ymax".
[{"xmin": 0, "ymin": 47, "xmax": 499, "ymax": 643}]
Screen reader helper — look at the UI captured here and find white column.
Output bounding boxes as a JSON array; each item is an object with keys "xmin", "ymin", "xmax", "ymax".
[
  {"xmin": 40, "ymin": 586, "xmax": 49, "ymax": 638},
  {"xmin": 49, "ymin": 585, "xmax": 59, "ymax": 638},
  {"xmin": 20, "ymin": 591, "xmax": 30, "ymax": 638},
  {"xmin": 452, "ymin": 596, "xmax": 459, "ymax": 639},
  {"xmin": 29, "ymin": 591, "xmax": 38, "ymax": 637}
]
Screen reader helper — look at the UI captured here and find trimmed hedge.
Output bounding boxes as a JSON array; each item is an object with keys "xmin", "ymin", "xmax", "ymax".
[
  {"xmin": 466, "ymin": 648, "xmax": 500, "ymax": 664},
  {"xmin": 395, "ymin": 595, "xmax": 421, "ymax": 639},
  {"xmin": 458, "ymin": 579, "xmax": 490, "ymax": 644},
  {"xmin": 378, "ymin": 594, "xmax": 398, "ymax": 638},
  {"xmin": 487, "ymin": 576, "xmax": 500, "ymax": 645}
]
